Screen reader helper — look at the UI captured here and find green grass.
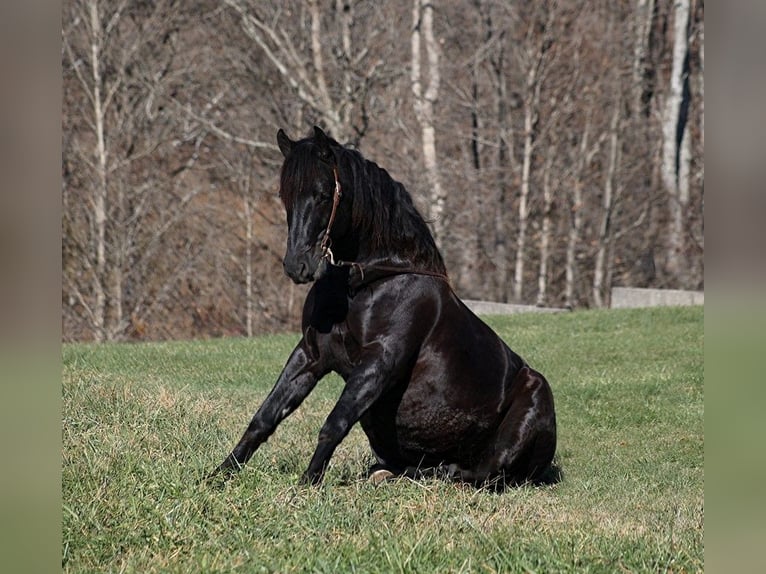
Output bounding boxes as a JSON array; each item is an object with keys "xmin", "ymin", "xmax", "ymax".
[{"xmin": 62, "ymin": 306, "xmax": 703, "ymax": 573}]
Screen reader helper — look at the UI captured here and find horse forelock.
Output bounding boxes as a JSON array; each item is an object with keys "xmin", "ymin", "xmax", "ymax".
[{"xmin": 279, "ymin": 142, "xmax": 321, "ymax": 209}]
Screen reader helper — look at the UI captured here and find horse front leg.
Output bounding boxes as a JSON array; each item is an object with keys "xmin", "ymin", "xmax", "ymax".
[
  {"xmin": 209, "ymin": 340, "xmax": 323, "ymax": 479},
  {"xmin": 299, "ymin": 359, "xmax": 392, "ymax": 485}
]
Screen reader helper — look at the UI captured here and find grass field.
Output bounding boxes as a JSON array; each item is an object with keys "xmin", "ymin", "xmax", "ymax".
[{"xmin": 62, "ymin": 306, "xmax": 703, "ymax": 573}]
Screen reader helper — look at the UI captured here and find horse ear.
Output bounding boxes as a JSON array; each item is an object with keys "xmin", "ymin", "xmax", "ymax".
[
  {"xmin": 313, "ymin": 126, "xmax": 334, "ymax": 163},
  {"xmin": 277, "ymin": 129, "xmax": 294, "ymax": 158}
]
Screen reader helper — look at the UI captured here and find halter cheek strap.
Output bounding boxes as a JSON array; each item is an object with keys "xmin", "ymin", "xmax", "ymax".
[{"xmin": 319, "ymin": 166, "xmax": 342, "ymax": 264}]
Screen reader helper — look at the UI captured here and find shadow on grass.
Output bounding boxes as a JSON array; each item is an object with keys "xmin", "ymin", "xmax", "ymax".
[
  {"xmin": 334, "ymin": 457, "xmax": 565, "ymax": 494},
  {"xmin": 473, "ymin": 459, "xmax": 564, "ymax": 494},
  {"xmin": 200, "ymin": 455, "xmax": 564, "ymax": 494}
]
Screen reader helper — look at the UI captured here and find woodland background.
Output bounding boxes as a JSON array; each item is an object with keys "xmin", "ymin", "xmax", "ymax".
[{"xmin": 62, "ymin": 0, "xmax": 704, "ymax": 342}]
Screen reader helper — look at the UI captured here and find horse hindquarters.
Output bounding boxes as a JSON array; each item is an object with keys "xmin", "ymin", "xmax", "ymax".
[{"xmin": 459, "ymin": 366, "xmax": 557, "ymax": 486}]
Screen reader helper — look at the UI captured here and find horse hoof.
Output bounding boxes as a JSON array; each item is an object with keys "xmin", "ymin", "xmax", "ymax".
[{"xmin": 368, "ymin": 468, "xmax": 395, "ymax": 485}]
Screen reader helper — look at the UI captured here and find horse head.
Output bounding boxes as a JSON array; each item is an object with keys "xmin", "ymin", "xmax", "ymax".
[{"xmin": 277, "ymin": 126, "xmax": 350, "ymax": 284}]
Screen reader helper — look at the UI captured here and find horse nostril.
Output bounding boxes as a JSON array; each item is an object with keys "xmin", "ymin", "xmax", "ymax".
[{"xmin": 283, "ymin": 255, "xmax": 310, "ymax": 282}]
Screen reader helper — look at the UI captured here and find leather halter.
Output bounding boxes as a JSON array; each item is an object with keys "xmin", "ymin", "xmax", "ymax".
[{"xmin": 318, "ymin": 167, "xmax": 342, "ymax": 264}]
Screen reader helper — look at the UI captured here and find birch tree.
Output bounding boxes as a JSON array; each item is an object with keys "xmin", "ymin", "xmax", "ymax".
[
  {"xmin": 411, "ymin": 0, "xmax": 447, "ymax": 245},
  {"xmin": 536, "ymin": 145, "xmax": 555, "ymax": 306},
  {"xmin": 661, "ymin": 0, "xmax": 691, "ymax": 278},
  {"xmin": 592, "ymin": 91, "xmax": 622, "ymax": 307},
  {"xmin": 464, "ymin": 0, "xmax": 517, "ymax": 302},
  {"xmin": 63, "ymin": 0, "xmax": 134, "ymax": 341},
  {"xmin": 66, "ymin": 0, "xmax": 109, "ymax": 340}
]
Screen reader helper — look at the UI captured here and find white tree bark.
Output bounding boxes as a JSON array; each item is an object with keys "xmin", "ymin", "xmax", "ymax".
[
  {"xmin": 696, "ymin": 5, "xmax": 704, "ymax": 252},
  {"xmin": 564, "ymin": 177, "xmax": 583, "ymax": 309},
  {"xmin": 87, "ymin": 0, "xmax": 108, "ymax": 342},
  {"xmin": 223, "ymin": 0, "xmax": 342, "ymax": 137},
  {"xmin": 698, "ymin": 8, "xmax": 704, "ymax": 156},
  {"xmin": 536, "ymin": 149, "xmax": 555, "ymax": 306},
  {"xmin": 512, "ymin": 56, "xmax": 542, "ymax": 302},
  {"xmin": 661, "ymin": 0, "xmax": 691, "ymax": 277},
  {"xmin": 593, "ymin": 96, "xmax": 621, "ymax": 308},
  {"xmin": 411, "ymin": 0, "xmax": 446, "ymax": 245},
  {"xmin": 244, "ymin": 183, "xmax": 254, "ymax": 339}
]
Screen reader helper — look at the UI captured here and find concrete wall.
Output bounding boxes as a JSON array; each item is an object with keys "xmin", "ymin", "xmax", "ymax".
[
  {"xmin": 610, "ymin": 287, "xmax": 704, "ymax": 309},
  {"xmin": 463, "ymin": 300, "xmax": 567, "ymax": 316},
  {"xmin": 461, "ymin": 287, "xmax": 703, "ymax": 316}
]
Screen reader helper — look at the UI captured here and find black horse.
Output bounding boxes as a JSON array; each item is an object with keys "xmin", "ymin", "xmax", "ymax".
[{"xmin": 211, "ymin": 126, "xmax": 556, "ymax": 488}]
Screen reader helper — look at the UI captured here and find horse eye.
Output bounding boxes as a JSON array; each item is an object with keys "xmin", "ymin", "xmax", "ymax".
[
  {"xmin": 316, "ymin": 191, "xmax": 333, "ymax": 204},
  {"xmin": 312, "ymin": 179, "xmax": 334, "ymax": 204}
]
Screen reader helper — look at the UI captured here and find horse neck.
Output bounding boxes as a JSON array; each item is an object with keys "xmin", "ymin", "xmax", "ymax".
[{"xmin": 350, "ymin": 184, "xmax": 446, "ymax": 274}]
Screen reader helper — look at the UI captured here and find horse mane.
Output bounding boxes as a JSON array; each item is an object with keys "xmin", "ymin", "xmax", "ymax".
[
  {"xmin": 280, "ymin": 132, "xmax": 446, "ymax": 276},
  {"xmin": 336, "ymin": 144, "xmax": 447, "ymax": 275}
]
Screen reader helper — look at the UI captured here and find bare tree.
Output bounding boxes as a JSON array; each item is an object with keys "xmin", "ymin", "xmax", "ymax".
[
  {"xmin": 661, "ymin": 0, "xmax": 691, "ymax": 279},
  {"xmin": 564, "ymin": 110, "xmax": 602, "ymax": 309},
  {"xmin": 62, "ymin": 0, "xmax": 207, "ymax": 340},
  {"xmin": 459, "ymin": 0, "xmax": 518, "ymax": 302},
  {"xmin": 511, "ymin": 3, "xmax": 555, "ymax": 302},
  {"xmin": 632, "ymin": 0, "xmax": 656, "ymax": 117},
  {"xmin": 221, "ymin": 0, "xmax": 391, "ymax": 144},
  {"xmin": 592, "ymin": 90, "xmax": 622, "ymax": 307},
  {"xmin": 411, "ymin": 0, "xmax": 447, "ymax": 245},
  {"xmin": 536, "ymin": 144, "xmax": 555, "ymax": 306}
]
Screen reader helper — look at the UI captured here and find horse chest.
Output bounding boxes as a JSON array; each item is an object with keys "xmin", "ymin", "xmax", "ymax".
[{"xmin": 305, "ymin": 322, "xmax": 359, "ymax": 379}]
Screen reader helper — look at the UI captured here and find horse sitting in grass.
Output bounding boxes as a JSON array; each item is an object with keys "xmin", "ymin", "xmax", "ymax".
[{"xmin": 210, "ymin": 126, "xmax": 557, "ymax": 489}]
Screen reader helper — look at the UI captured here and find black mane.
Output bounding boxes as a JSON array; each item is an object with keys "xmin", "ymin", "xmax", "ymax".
[
  {"xmin": 339, "ymin": 146, "xmax": 446, "ymax": 274},
  {"xmin": 282, "ymin": 134, "xmax": 447, "ymax": 275}
]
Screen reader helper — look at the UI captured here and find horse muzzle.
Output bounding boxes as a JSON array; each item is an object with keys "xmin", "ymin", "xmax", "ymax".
[{"xmin": 283, "ymin": 250, "xmax": 325, "ymax": 284}]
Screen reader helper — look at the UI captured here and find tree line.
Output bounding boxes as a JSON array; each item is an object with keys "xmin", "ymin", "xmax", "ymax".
[{"xmin": 62, "ymin": 0, "xmax": 704, "ymax": 341}]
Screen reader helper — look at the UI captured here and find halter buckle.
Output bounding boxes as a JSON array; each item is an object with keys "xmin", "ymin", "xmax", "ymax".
[{"xmin": 323, "ymin": 245, "xmax": 337, "ymax": 266}]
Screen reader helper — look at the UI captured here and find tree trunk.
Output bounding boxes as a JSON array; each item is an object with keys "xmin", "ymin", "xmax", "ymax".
[
  {"xmin": 244, "ymin": 187, "xmax": 254, "ymax": 338},
  {"xmin": 536, "ymin": 149, "xmax": 554, "ymax": 306},
  {"xmin": 513, "ymin": 61, "xmax": 540, "ymax": 302},
  {"xmin": 593, "ymin": 96, "xmax": 621, "ymax": 308},
  {"xmin": 698, "ymin": 7, "xmax": 704, "ymax": 160},
  {"xmin": 695, "ymin": 4, "xmax": 704, "ymax": 254},
  {"xmin": 494, "ymin": 147, "xmax": 510, "ymax": 301},
  {"xmin": 661, "ymin": 0, "xmax": 691, "ymax": 279},
  {"xmin": 632, "ymin": 0, "xmax": 656, "ymax": 117},
  {"xmin": 308, "ymin": 0, "xmax": 340, "ymax": 135},
  {"xmin": 564, "ymin": 180, "xmax": 583, "ymax": 309},
  {"xmin": 492, "ymin": 30, "xmax": 513, "ymax": 302},
  {"xmin": 565, "ymin": 116, "xmax": 597, "ymax": 309},
  {"xmin": 565, "ymin": 186, "xmax": 580, "ymax": 308},
  {"xmin": 411, "ymin": 0, "xmax": 446, "ymax": 246},
  {"xmin": 223, "ymin": 0, "xmax": 358, "ymax": 141},
  {"xmin": 89, "ymin": 0, "xmax": 108, "ymax": 342}
]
